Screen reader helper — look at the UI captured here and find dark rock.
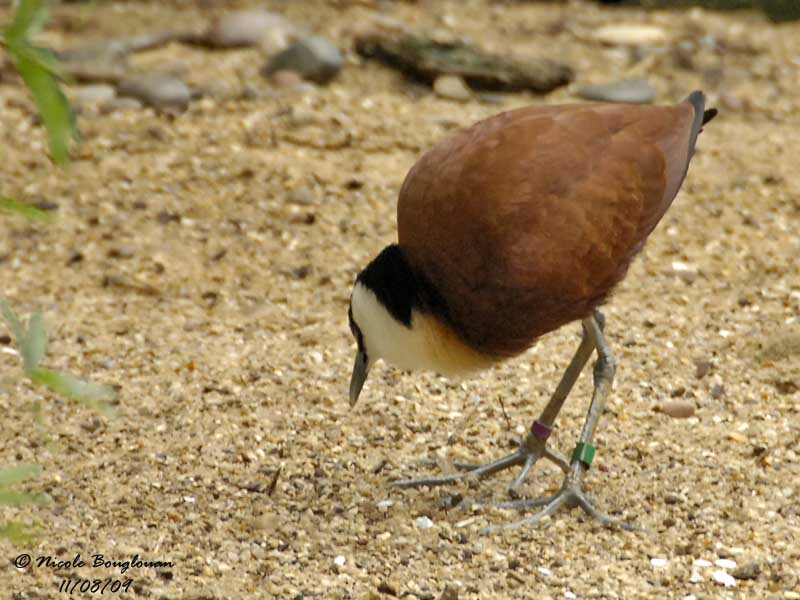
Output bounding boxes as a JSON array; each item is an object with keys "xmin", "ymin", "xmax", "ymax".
[
  {"xmin": 594, "ymin": 0, "xmax": 800, "ymax": 22},
  {"xmin": 32, "ymin": 199, "xmax": 59, "ymax": 211},
  {"xmin": 377, "ymin": 581, "xmax": 398, "ymax": 596},
  {"xmin": 732, "ymin": 561, "xmax": 761, "ymax": 580},
  {"xmin": 263, "ymin": 36, "xmax": 343, "ymax": 84},
  {"xmin": 577, "ymin": 79, "xmax": 655, "ymax": 104},
  {"xmin": 355, "ymin": 32, "xmax": 572, "ymax": 93}
]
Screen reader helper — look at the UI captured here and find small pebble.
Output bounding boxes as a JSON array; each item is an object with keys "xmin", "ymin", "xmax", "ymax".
[
  {"xmin": 376, "ymin": 499, "xmax": 394, "ymax": 510},
  {"xmin": 434, "ymin": 75, "xmax": 472, "ymax": 101},
  {"xmin": 74, "ymin": 84, "xmax": 116, "ymax": 105},
  {"xmin": 712, "ymin": 570, "xmax": 737, "ymax": 587},
  {"xmin": 732, "ymin": 561, "xmax": 760, "ymax": 580},
  {"xmin": 264, "ymin": 35, "xmax": 343, "ymax": 84},
  {"xmin": 658, "ymin": 399, "xmax": 695, "ymax": 419},
  {"xmin": 271, "ymin": 69, "xmax": 305, "ymax": 89},
  {"xmin": 692, "ymin": 559, "xmax": 712, "ymax": 568},
  {"xmin": 564, "ymin": 592, "xmax": 577, "ymax": 599},
  {"xmin": 671, "ymin": 261, "xmax": 698, "ymax": 284},
  {"xmin": 205, "ymin": 9, "xmax": 300, "ymax": 50},
  {"xmin": 415, "ymin": 515, "xmax": 434, "ymax": 529},
  {"xmin": 694, "ymin": 359, "xmax": 712, "ymax": 379},
  {"xmin": 377, "ymin": 581, "xmax": 397, "ymax": 596},
  {"xmin": 117, "ymin": 74, "xmax": 192, "ymax": 113},
  {"xmin": 101, "ymin": 97, "xmax": 142, "ymax": 113},
  {"xmin": 593, "ymin": 24, "xmax": 669, "ymax": 46},
  {"xmin": 715, "ymin": 558, "xmax": 737, "ymax": 569},
  {"xmin": 689, "ymin": 571, "xmax": 703, "ymax": 583},
  {"xmin": 650, "ymin": 557, "xmax": 668, "ymax": 568},
  {"xmin": 577, "ymin": 79, "xmax": 655, "ymax": 104},
  {"xmin": 537, "ymin": 566, "xmax": 552, "ymax": 576},
  {"xmin": 334, "ymin": 555, "xmax": 346, "ymax": 567},
  {"xmin": 440, "ymin": 585, "xmax": 459, "ymax": 600}
]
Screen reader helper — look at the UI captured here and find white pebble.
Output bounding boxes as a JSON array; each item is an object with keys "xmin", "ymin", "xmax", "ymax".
[
  {"xmin": 415, "ymin": 516, "xmax": 434, "ymax": 529},
  {"xmin": 715, "ymin": 558, "xmax": 737, "ymax": 569},
  {"xmin": 334, "ymin": 555, "xmax": 346, "ymax": 566},
  {"xmin": 564, "ymin": 592, "xmax": 577, "ymax": 599},
  {"xmin": 712, "ymin": 570, "xmax": 737, "ymax": 587},
  {"xmin": 538, "ymin": 566, "xmax": 552, "ymax": 576},
  {"xmin": 692, "ymin": 558, "xmax": 713, "ymax": 568},
  {"xmin": 376, "ymin": 499, "xmax": 394, "ymax": 510},
  {"xmin": 433, "ymin": 75, "xmax": 472, "ymax": 101},
  {"xmin": 683, "ymin": 595, "xmax": 697, "ymax": 600},
  {"xmin": 689, "ymin": 570, "xmax": 703, "ymax": 583},
  {"xmin": 650, "ymin": 557, "xmax": 669, "ymax": 568}
]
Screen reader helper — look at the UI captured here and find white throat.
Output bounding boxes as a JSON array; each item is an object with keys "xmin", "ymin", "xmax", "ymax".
[{"xmin": 350, "ymin": 282, "xmax": 495, "ymax": 377}]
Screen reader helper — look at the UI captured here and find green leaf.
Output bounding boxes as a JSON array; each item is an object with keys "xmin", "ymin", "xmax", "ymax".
[
  {"xmin": 30, "ymin": 367, "xmax": 117, "ymax": 417},
  {"xmin": 0, "ymin": 196, "xmax": 54, "ymax": 222},
  {"xmin": 9, "ymin": 45, "xmax": 75, "ymax": 164},
  {"xmin": 0, "ymin": 491, "xmax": 44, "ymax": 506},
  {"xmin": 0, "ymin": 464, "xmax": 41, "ymax": 488},
  {"xmin": 0, "ymin": 298, "xmax": 26, "ymax": 349},
  {"xmin": 2, "ymin": 0, "xmax": 77, "ymax": 165},
  {"xmin": 3, "ymin": 0, "xmax": 48, "ymax": 44},
  {"xmin": 21, "ymin": 312, "xmax": 48, "ymax": 373}
]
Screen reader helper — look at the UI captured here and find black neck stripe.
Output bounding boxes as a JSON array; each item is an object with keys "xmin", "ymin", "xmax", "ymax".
[{"xmin": 356, "ymin": 244, "xmax": 448, "ymax": 328}]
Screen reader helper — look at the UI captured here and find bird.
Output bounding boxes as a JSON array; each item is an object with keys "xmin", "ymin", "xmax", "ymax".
[{"xmin": 347, "ymin": 91, "xmax": 717, "ymax": 532}]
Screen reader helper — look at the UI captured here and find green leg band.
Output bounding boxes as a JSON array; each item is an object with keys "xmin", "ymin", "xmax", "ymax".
[{"xmin": 571, "ymin": 442, "xmax": 596, "ymax": 468}]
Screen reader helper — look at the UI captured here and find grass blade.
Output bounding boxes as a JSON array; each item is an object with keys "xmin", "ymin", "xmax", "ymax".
[
  {"xmin": 3, "ymin": 0, "xmax": 48, "ymax": 44},
  {"xmin": 21, "ymin": 312, "xmax": 48, "ymax": 373},
  {"xmin": 0, "ymin": 299, "xmax": 26, "ymax": 349},
  {"xmin": 0, "ymin": 464, "xmax": 41, "ymax": 488},
  {"xmin": 0, "ymin": 196, "xmax": 54, "ymax": 222},
  {"xmin": 0, "ymin": 521, "xmax": 39, "ymax": 545},
  {"xmin": 10, "ymin": 46, "xmax": 75, "ymax": 164},
  {"xmin": 30, "ymin": 367, "xmax": 117, "ymax": 417}
]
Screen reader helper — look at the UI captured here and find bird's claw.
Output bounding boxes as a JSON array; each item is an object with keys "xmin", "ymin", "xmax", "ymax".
[
  {"xmin": 390, "ymin": 432, "xmax": 567, "ymax": 493},
  {"xmin": 476, "ymin": 464, "xmax": 643, "ymax": 533}
]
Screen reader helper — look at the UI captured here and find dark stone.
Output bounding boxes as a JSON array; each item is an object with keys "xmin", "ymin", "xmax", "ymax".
[
  {"xmin": 263, "ymin": 36, "xmax": 343, "ymax": 84},
  {"xmin": 355, "ymin": 32, "xmax": 573, "ymax": 93}
]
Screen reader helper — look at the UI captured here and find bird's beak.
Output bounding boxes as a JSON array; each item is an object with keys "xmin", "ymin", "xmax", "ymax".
[{"xmin": 349, "ymin": 350, "xmax": 370, "ymax": 406}]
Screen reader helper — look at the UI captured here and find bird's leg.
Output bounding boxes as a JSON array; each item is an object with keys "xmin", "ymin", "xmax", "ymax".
[
  {"xmin": 503, "ymin": 312, "xmax": 605, "ymax": 494},
  {"xmin": 391, "ymin": 316, "xmax": 600, "ymax": 491},
  {"xmin": 481, "ymin": 312, "xmax": 638, "ymax": 533}
]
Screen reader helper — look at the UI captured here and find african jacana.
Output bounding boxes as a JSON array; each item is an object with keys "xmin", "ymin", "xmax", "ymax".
[{"xmin": 348, "ymin": 91, "xmax": 717, "ymax": 531}]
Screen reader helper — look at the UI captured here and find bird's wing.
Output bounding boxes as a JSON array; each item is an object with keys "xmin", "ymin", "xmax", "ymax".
[{"xmin": 398, "ymin": 97, "xmax": 703, "ymax": 354}]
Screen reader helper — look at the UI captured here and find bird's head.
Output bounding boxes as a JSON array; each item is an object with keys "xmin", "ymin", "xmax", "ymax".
[{"xmin": 347, "ymin": 244, "xmax": 423, "ymax": 406}]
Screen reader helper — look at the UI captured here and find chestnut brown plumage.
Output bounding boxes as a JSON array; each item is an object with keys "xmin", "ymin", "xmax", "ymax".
[
  {"xmin": 399, "ymin": 97, "xmax": 708, "ymax": 357},
  {"xmin": 348, "ymin": 91, "xmax": 716, "ymax": 532}
]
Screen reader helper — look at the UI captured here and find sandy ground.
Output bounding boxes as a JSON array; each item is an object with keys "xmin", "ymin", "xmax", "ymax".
[{"xmin": 1, "ymin": 1, "xmax": 799, "ymax": 598}]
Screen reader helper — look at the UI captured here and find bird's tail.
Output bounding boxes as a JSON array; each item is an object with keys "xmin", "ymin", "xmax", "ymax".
[{"xmin": 684, "ymin": 91, "xmax": 717, "ymax": 160}]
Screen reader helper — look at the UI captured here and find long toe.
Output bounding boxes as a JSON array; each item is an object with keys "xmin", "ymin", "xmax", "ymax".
[
  {"xmin": 481, "ymin": 477, "xmax": 641, "ymax": 533},
  {"xmin": 390, "ymin": 448, "xmax": 529, "ymax": 489}
]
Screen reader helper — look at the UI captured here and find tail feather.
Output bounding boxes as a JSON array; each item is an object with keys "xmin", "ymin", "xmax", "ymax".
[{"xmin": 684, "ymin": 91, "xmax": 716, "ymax": 161}]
